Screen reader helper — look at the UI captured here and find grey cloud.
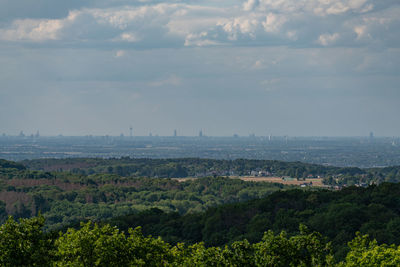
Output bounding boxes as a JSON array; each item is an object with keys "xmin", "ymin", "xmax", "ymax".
[
  {"xmin": 0, "ymin": 0, "xmax": 188, "ymax": 23},
  {"xmin": 0, "ymin": 0, "xmax": 96, "ymax": 26}
]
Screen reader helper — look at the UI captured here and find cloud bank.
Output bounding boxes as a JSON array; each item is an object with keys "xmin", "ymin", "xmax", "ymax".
[{"xmin": 0, "ymin": 0, "xmax": 399, "ymax": 49}]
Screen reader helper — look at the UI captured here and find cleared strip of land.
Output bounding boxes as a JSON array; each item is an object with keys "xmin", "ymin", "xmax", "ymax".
[
  {"xmin": 238, "ymin": 177, "xmax": 324, "ymax": 186},
  {"xmin": 173, "ymin": 176, "xmax": 325, "ymax": 187}
]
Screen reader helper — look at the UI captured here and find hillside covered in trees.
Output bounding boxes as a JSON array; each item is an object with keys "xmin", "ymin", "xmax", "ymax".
[
  {"xmin": 105, "ymin": 183, "xmax": 400, "ymax": 260},
  {"xmin": 2, "ymin": 158, "xmax": 400, "ymax": 231},
  {"xmin": 0, "ymin": 159, "xmax": 287, "ymax": 229},
  {"xmin": 22, "ymin": 157, "xmax": 400, "ymax": 185},
  {"xmin": 2, "ymin": 158, "xmax": 400, "ymax": 264}
]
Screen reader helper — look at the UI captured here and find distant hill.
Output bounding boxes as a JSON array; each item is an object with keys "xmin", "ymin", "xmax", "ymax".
[{"xmin": 0, "ymin": 159, "xmax": 25, "ymax": 170}]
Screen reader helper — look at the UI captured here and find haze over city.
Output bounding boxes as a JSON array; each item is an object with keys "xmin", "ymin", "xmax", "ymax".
[{"xmin": 0, "ymin": 0, "xmax": 399, "ymax": 136}]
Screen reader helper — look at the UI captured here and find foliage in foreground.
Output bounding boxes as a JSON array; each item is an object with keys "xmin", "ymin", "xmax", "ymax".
[{"xmin": 1, "ymin": 216, "xmax": 400, "ymax": 266}]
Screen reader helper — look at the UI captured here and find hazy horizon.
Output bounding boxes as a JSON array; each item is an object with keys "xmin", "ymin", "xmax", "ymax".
[
  {"xmin": 1, "ymin": 0, "xmax": 399, "ymax": 137},
  {"xmin": 1, "ymin": 132, "xmax": 396, "ymax": 138}
]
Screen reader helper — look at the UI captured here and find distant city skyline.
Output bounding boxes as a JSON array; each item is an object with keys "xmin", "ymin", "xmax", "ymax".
[{"xmin": 0, "ymin": 130, "xmax": 395, "ymax": 138}]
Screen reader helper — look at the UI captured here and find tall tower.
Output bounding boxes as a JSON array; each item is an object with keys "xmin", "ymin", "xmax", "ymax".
[
  {"xmin": 174, "ymin": 129, "xmax": 177, "ymax": 137},
  {"xmin": 130, "ymin": 126, "xmax": 133, "ymax": 137},
  {"xmin": 199, "ymin": 130, "xmax": 203, "ymax": 137},
  {"xmin": 369, "ymin": 132, "xmax": 374, "ymax": 143}
]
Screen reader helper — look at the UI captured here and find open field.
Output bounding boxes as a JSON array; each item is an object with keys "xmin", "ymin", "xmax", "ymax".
[
  {"xmin": 238, "ymin": 176, "xmax": 325, "ymax": 187},
  {"xmin": 173, "ymin": 176, "xmax": 326, "ymax": 187}
]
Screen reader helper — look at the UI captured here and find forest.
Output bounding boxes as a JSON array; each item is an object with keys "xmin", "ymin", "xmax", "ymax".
[
  {"xmin": 0, "ymin": 159, "xmax": 287, "ymax": 229},
  {"xmin": 2, "ymin": 158, "xmax": 400, "ymax": 265},
  {"xmin": 1, "ymin": 215, "xmax": 399, "ymax": 266},
  {"xmin": 105, "ymin": 183, "xmax": 400, "ymax": 260},
  {"xmin": 21, "ymin": 157, "xmax": 400, "ymax": 185}
]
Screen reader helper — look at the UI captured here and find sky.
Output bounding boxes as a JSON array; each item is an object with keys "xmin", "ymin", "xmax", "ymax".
[{"xmin": 0, "ymin": 0, "xmax": 399, "ymax": 137}]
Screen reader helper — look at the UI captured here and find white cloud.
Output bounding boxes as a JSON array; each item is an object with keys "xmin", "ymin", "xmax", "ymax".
[
  {"xmin": 184, "ymin": 32, "xmax": 220, "ymax": 46},
  {"xmin": 0, "ymin": 0, "xmax": 398, "ymax": 49},
  {"xmin": 325, "ymin": 2, "xmax": 350, "ymax": 15},
  {"xmin": 119, "ymin": 32, "xmax": 141, "ymax": 42},
  {"xmin": 318, "ymin": 33, "xmax": 340, "ymax": 46},
  {"xmin": 243, "ymin": 0, "xmax": 260, "ymax": 11},
  {"xmin": 262, "ymin": 13, "xmax": 286, "ymax": 33},
  {"xmin": 0, "ymin": 18, "xmax": 62, "ymax": 41},
  {"xmin": 354, "ymin": 25, "xmax": 368, "ymax": 39},
  {"xmin": 218, "ymin": 15, "xmax": 261, "ymax": 40}
]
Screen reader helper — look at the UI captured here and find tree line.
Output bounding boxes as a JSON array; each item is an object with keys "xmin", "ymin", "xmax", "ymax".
[
  {"xmin": 1, "ymin": 215, "xmax": 399, "ymax": 266},
  {"xmin": 105, "ymin": 183, "xmax": 400, "ymax": 260},
  {"xmin": 22, "ymin": 157, "xmax": 400, "ymax": 185},
  {"xmin": 0, "ymin": 159, "xmax": 287, "ymax": 230}
]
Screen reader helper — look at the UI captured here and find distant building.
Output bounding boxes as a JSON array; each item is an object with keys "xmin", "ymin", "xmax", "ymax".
[
  {"xmin": 250, "ymin": 170, "xmax": 258, "ymax": 176},
  {"xmin": 199, "ymin": 130, "xmax": 203, "ymax": 137},
  {"xmin": 174, "ymin": 129, "xmax": 177, "ymax": 137},
  {"xmin": 258, "ymin": 171, "xmax": 270, "ymax": 177}
]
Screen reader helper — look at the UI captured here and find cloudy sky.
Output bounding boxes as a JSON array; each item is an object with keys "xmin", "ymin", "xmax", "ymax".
[{"xmin": 0, "ymin": 0, "xmax": 399, "ymax": 137}]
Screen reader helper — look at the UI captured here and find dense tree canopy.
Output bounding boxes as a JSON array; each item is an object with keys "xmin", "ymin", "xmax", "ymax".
[
  {"xmin": 106, "ymin": 183, "xmax": 400, "ymax": 260},
  {"xmin": 1, "ymin": 216, "xmax": 399, "ymax": 266},
  {"xmin": 0, "ymin": 159, "xmax": 292, "ymax": 229},
  {"xmin": 21, "ymin": 157, "xmax": 400, "ymax": 185},
  {"xmin": 2, "ymin": 158, "xmax": 400, "ymax": 265}
]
